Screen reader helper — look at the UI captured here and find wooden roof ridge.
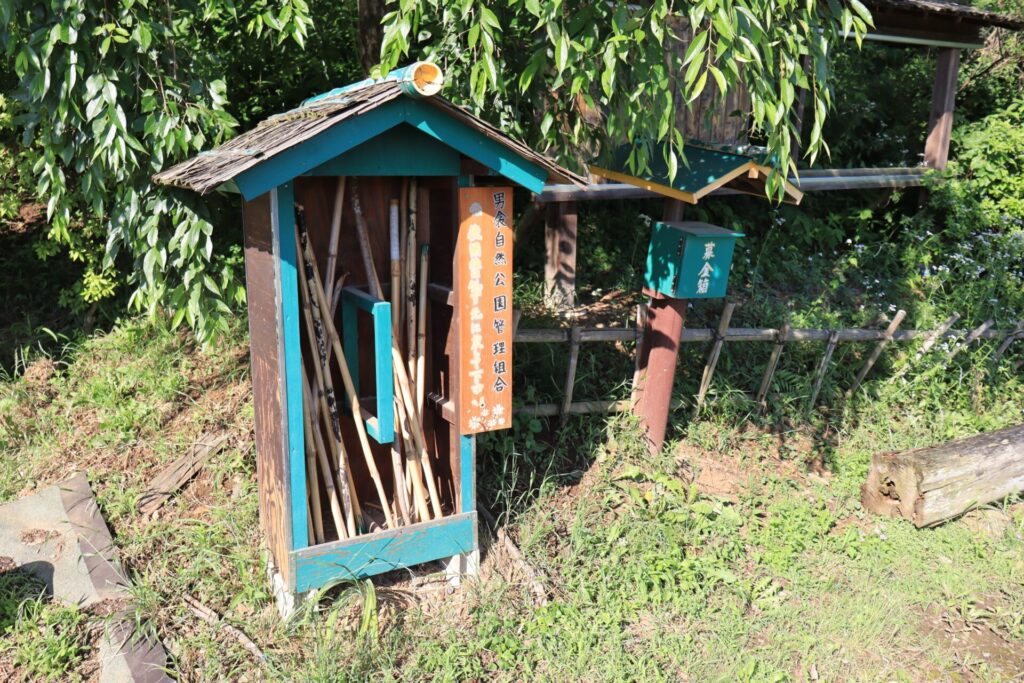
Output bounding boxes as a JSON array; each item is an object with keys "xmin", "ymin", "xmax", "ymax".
[
  {"xmin": 865, "ymin": 0, "xmax": 1024, "ymax": 30},
  {"xmin": 153, "ymin": 80, "xmax": 585, "ymax": 196}
]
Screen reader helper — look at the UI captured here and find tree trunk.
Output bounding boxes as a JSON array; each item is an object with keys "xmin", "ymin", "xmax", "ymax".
[
  {"xmin": 357, "ymin": 0, "xmax": 386, "ymax": 74},
  {"xmin": 862, "ymin": 424, "xmax": 1024, "ymax": 527}
]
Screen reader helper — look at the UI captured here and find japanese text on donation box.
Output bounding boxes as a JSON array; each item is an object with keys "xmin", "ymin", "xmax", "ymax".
[{"xmin": 457, "ymin": 187, "xmax": 513, "ymax": 434}]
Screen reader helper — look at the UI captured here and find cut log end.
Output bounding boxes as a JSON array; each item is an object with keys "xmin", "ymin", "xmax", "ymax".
[
  {"xmin": 862, "ymin": 425, "xmax": 1024, "ymax": 528},
  {"xmin": 861, "ymin": 453, "xmax": 924, "ymax": 525}
]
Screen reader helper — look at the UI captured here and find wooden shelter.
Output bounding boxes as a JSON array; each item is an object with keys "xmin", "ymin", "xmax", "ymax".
[{"xmin": 155, "ymin": 63, "xmax": 584, "ymax": 607}]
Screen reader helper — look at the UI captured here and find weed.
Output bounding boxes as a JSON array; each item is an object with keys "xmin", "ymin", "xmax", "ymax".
[{"xmin": 1, "ymin": 596, "xmax": 89, "ymax": 681}]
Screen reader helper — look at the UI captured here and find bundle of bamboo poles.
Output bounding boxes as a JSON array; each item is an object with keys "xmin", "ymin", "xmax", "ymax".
[{"xmin": 296, "ymin": 177, "xmax": 442, "ymax": 544}]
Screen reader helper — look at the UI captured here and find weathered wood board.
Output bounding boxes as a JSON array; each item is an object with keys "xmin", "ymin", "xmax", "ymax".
[
  {"xmin": 243, "ymin": 193, "xmax": 293, "ymax": 583},
  {"xmin": 862, "ymin": 424, "xmax": 1024, "ymax": 527}
]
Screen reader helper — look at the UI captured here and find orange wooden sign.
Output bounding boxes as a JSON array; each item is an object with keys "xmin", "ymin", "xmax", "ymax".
[{"xmin": 456, "ymin": 187, "xmax": 513, "ymax": 434}]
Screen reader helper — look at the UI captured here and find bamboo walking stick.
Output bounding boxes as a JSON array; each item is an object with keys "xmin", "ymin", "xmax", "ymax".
[
  {"xmin": 406, "ymin": 179, "xmax": 418, "ymax": 374},
  {"xmin": 298, "ymin": 215, "xmax": 398, "ymax": 530},
  {"xmin": 304, "ymin": 421, "xmax": 326, "ymax": 544},
  {"xmin": 416, "ymin": 244, "xmax": 429, "ymax": 415},
  {"xmin": 305, "ymin": 371, "xmax": 362, "ymax": 526},
  {"xmin": 352, "ymin": 185, "xmax": 443, "ymax": 519},
  {"xmin": 295, "ymin": 241, "xmax": 356, "ymax": 538},
  {"xmin": 296, "ymin": 208, "xmax": 387, "ymax": 532},
  {"xmin": 324, "ymin": 177, "xmax": 346, "ymax": 305},
  {"xmin": 388, "ymin": 199, "xmax": 414, "ymax": 525},
  {"xmin": 300, "ymin": 367, "xmax": 346, "ymax": 540},
  {"xmin": 394, "ymin": 386, "xmax": 432, "ymax": 521}
]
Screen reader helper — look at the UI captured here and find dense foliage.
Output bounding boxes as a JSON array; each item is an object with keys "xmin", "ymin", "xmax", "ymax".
[
  {"xmin": 0, "ymin": 0, "xmax": 314, "ymax": 342},
  {"xmin": 379, "ymin": 0, "xmax": 871, "ymax": 193}
]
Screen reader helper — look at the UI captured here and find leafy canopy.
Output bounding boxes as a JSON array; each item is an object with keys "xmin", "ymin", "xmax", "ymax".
[
  {"xmin": 0, "ymin": 0, "xmax": 312, "ymax": 342},
  {"xmin": 379, "ymin": 0, "xmax": 872, "ymax": 199}
]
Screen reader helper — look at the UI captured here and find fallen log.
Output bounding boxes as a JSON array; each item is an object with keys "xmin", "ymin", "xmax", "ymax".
[{"xmin": 861, "ymin": 424, "xmax": 1024, "ymax": 527}]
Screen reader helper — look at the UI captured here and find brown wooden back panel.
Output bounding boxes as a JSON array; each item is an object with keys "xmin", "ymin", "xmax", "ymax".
[{"xmin": 243, "ymin": 193, "xmax": 292, "ymax": 584}]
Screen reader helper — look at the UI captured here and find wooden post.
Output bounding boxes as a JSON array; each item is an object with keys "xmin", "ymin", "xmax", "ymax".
[
  {"xmin": 544, "ymin": 201, "xmax": 577, "ymax": 308},
  {"xmin": 756, "ymin": 322, "xmax": 790, "ymax": 411},
  {"xmin": 993, "ymin": 321, "xmax": 1023, "ymax": 364},
  {"xmin": 947, "ymin": 319, "xmax": 994, "ymax": 362},
  {"xmin": 692, "ymin": 302, "xmax": 736, "ymax": 416},
  {"xmin": 848, "ymin": 309, "xmax": 906, "ymax": 395},
  {"xmin": 924, "ymin": 48, "xmax": 961, "ymax": 171},
  {"xmin": 634, "ymin": 199, "xmax": 687, "ymax": 453},
  {"xmin": 560, "ymin": 326, "xmax": 582, "ymax": 423},
  {"xmin": 808, "ymin": 330, "xmax": 839, "ymax": 409},
  {"xmin": 918, "ymin": 313, "xmax": 960, "ymax": 358}
]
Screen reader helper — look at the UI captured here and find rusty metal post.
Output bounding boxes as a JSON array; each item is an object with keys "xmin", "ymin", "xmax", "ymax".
[{"xmin": 633, "ymin": 200, "xmax": 687, "ymax": 453}]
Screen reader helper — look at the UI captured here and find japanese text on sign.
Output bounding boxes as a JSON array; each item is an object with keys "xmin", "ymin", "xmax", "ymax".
[
  {"xmin": 696, "ymin": 241, "xmax": 715, "ymax": 295},
  {"xmin": 457, "ymin": 187, "xmax": 513, "ymax": 434}
]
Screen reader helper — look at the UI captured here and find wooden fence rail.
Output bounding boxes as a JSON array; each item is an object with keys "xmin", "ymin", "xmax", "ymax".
[{"xmin": 511, "ymin": 306, "xmax": 1022, "ymax": 419}]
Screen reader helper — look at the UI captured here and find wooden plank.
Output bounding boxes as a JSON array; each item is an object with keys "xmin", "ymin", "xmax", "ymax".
[
  {"xmin": 560, "ymin": 327, "xmax": 582, "ymax": 421},
  {"xmin": 924, "ymin": 48, "xmax": 961, "ymax": 170},
  {"xmin": 138, "ymin": 433, "xmax": 230, "ymax": 515},
  {"xmin": 292, "ymin": 511, "xmax": 477, "ymax": 590},
  {"xmin": 406, "ymin": 103, "xmax": 550, "ymax": 193},
  {"xmin": 756, "ymin": 322, "xmax": 790, "ymax": 410},
  {"xmin": 947, "ymin": 319, "xmax": 995, "ymax": 362},
  {"xmin": 848, "ymin": 309, "xmax": 907, "ymax": 395},
  {"xmin": 693, "ymin": 302, "xmax": 736, "ymax": 415},
  {"xmin": 305, "ymin": 124, "xmax": 460, "ymax": 177},
  {"xmin": 235, "ymin": 103, "xmax": 405, "ymax": 200},
  {"xmin": 808, "ymin": 330, "xmax": 840, "ymax": 408},
  {"xmin": 459, "ymin": 435, "xmax": 475, "ymax": 514},
  {"xmin": 272, "ymin": 184, "xmax": 308, "ymax": 551},
  {"xmin": 242, "ymin": 193, "xmax": 293, "ymax": 585},
  {"xmin": 993, "ymin": 321, "xmax": 1024, "ymax": 363},
  {"xmin": 862, "ymin": 424, "xmax": 1024, "ymax": 527},
  {"xmin": 918, "ymin": 313, "xmax": 961, "ymax": 357},
  {"xmin": 544, "ymin": 202, "xmax": 578, "ymax": 308},
  {"xmin": 455, "ymin": 187, "xmax": 513, "ymax": 433}
]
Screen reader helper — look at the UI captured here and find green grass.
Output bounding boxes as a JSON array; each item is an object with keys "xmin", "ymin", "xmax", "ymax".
[{"xmin": 1, "ymin": 192, "xmax": 1023, "ymax": 680}]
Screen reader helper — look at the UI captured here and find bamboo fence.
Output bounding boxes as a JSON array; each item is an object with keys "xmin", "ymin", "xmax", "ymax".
[{"xmin": 511, "ymin": 304, "xmax": 1023, "ymax": 418}]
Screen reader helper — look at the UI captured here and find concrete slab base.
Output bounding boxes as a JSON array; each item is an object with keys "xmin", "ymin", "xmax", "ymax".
[{"xmin": 0, "ymin": 473, "xmax": 171, "ymax": 682}]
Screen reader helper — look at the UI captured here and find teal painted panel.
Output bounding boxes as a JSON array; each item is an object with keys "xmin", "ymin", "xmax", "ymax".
[
  {"xmin": 606, "ymin": 144, "xmax": 753, "ymax": 194},
  {"xmin": 644, "ymin": 222, "xmax": 744, "ymax": 299},
  {"xmin": 292, "ymin": 512, "xmax": 477, "ymax": 590},
  {"xmin": 232, "ymin": 97, "xmax": 552, "ymax": 198},
  {"xmin": 404, "ymin": 101, "xmax": 549, "ymax": 193},
  {"xmin": 234, "ymin": 102, "xmax": 407, "ymax": 200},
  {"xmin": 306, "ymin": 124, "xmax": 460, "ymax": 177},
  {"xmin": 273, "ymin": 182, "xmax": 308, "ymax": 550},
  {"xmin": 340, "ymin": 287, "xmax": 394, "ymax": 444},
  {"xmin": 459, "ymin": 435, "xmax": 475, "ymax": 513}
]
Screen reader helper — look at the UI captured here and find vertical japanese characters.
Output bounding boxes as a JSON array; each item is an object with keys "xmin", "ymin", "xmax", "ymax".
[
  {"xmin": 457, "ymin": 188, "xmax": 514, "ymax": 434},
  {"xmin": 697, "ymin": 240, "xmax": 715, "ymax": 295}
]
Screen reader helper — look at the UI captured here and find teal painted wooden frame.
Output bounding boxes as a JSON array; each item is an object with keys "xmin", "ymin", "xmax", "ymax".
[
  {"xmin": 291, "ymin": 512, "xmax": 477, "ymax": 591},
  {"xmin": 460, "ymin": 435, "xmax": 475, "ymax": 513},
  {"xmin": 306, "ymin": 124, "xmax": 461, "ymax": 177},
  {"xmin": 233, "ymin": 99, "xmax": 550, "ymax": 199},
  {"xmin": 340, "ymin": 286, "xmax": 395, "ymax": 444},
  {"xmin": 271, "ymin": 182, "xmax": 308, "ymax": 551}
]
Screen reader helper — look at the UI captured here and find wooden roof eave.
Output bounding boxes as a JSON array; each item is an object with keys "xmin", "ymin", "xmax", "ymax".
[{"xmin": 154, "ymin": 89, "xmax": 586, "ymax": 200}]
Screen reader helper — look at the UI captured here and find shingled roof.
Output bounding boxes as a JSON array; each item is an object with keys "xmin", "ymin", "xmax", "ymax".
[
  {"xmin": 866, "ymin": 0, "xmax": 1024, "ymax": 31},
  {"xmin": 153, "ymin": 79, "xmax": 586, "ymax": 197}
]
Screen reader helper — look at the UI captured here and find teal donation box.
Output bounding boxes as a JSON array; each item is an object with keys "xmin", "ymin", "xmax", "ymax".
[{"xmin": 644, "ymin": 221, "xmax": 744, "ymax": 299}]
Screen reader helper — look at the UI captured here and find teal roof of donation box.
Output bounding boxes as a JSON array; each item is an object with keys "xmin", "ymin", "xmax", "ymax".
[
  {"xmin": 153, "ymin": 65, "xmax": 586, "ymax": 200},
  {"xmin": 590, "ymin": 144, "xmax": 803, "ymax": 205}
]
